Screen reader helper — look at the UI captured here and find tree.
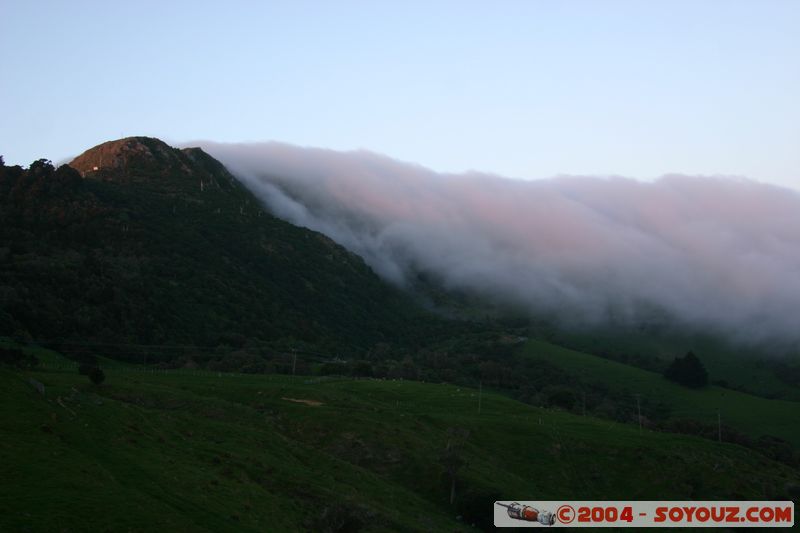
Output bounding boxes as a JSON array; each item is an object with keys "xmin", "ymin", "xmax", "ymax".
[
  {"xmin": 28, "ymin": 159, "xmax": 54, "ymax": 174},
  {"xmin": 350, "ymin": 360, "xmax": 373, "ymax": 377},
  {"xmin": 664, "ymin": 351, "xmax": 708, "ymax": 388},
  {"xmin": 87, "ymin": 367, "xmax": 105, "ymax": 385},
  {"xmin": 0, "ymin": 346, "xmax": 38, "ymax": 368},
  {"xmin": 78, "ymin": 363, "xmax": 105, "ymax": 384},
  {"xmin": 400, "ymin": 356, "xmax": 419, "ymax": 380}
]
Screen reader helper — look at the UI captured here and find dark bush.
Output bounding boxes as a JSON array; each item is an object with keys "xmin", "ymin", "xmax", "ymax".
[
  {"xmin": 757, "ymin": 435, "xmax": 796, "ymax": 466},
  {"xmin": 542, "ymin": 385, "xmax": 577, "ymax": 410},
  {"xmin": 88, "ymin": 367, "xmax": 105, "ymax": 385},
  {"xmin": 350, "ymin": 360, "xmax": 373, "ymax": 377},
  {"xmin": 457, "ymin": 487, "xmax": 503, "ymax": 530},
  {"xmin": 320, "ymin": 361, "xmax": 347, "ymax": 375},
  {"xmin": 664, "ymin": 351, "xmax": 708, "ymax": 388},
  {"xmin": 0, "ymin": 346, "xmax": 38, "ymax": 368},
  {"xmin": 0, "ymin": 347, "xmax": 24, "ymax": 365}
]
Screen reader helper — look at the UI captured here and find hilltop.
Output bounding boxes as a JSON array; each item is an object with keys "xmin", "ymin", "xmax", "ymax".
[
  {"xmin": 0, "ymin": 138, "xmax": 447, "ymax": 363},
  {"xmin": 69, "ymin": 137, "xmax": 239, "ymax": 187}
]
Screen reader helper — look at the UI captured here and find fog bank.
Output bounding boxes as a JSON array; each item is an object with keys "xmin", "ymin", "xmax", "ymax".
[{"xmin": 198, "ymin": 141, "xmax": 800, "ymax": 346}]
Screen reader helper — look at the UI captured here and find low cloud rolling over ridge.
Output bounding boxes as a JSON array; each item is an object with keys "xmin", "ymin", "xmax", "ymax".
[{"xmin": 199, "ymin": 141, "xmax": 800, "ymax": 346}]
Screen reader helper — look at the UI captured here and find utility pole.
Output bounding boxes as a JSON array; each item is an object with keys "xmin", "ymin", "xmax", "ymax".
[
  {"xmin": 478, "ymin": 380, "xmax": 483, "ymax": 415},
  {"xmin": 635, "ymin": 394, "xmax": 642, "ymax": 431},
  {"xmin": 717, "ymin": 409, "xmax": 722, "ymax": 443},
  {"xmin": 292, "ymin": 349, "xmax": 297, "ymax": 378}
]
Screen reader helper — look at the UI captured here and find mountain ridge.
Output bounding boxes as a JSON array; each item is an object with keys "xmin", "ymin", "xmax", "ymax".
[{"xmin": 0, "ymin": 137, "xmax": 443, "ymax": 360}]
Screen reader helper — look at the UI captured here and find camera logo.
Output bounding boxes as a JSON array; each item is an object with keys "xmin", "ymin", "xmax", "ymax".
[{"xmin": 495, "ymin": 502, "xmax": 556, "ymax": 526}]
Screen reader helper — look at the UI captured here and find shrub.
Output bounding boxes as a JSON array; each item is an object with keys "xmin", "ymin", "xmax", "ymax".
[
  {"xmin": 78, "ymin": 363, "xmax": 105, "ymax": 384},
  {"xmin": 0, "ymin": 346, "xmax": 38, "ymax": 368},
  {"xmin": 87, "ymin": 367, "xmax": 105, "ymax": 385},
  {"xmin": 457, "ymin": 487, "xmax": 503, "ymax": 530},
  {"xmin": 542, "ymin": 385, "xmax": 578, "ymax": 410},
  {"xmin": 663, "ymin": 351, "xmax": 708, "ymax": 388}
]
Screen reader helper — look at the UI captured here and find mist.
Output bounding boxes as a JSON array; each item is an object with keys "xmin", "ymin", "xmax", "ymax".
[{"xmin": 197, "ymin": 141, "xmax": 800, "ymax": 346}]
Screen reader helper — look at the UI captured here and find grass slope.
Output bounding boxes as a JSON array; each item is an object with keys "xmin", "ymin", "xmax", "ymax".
[
  {"xmin": 551, "ymin": 328, "xmax": 800, "ymax": 401},
  {"xmin": 523, "ymin": 339, "xmax": 800, "ymax": 446},
  {"xmin": 2, "ymin": 348, "xmax": 798, "ymax": 532}
]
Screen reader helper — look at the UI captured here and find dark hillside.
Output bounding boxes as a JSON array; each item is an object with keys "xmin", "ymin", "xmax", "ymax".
[{"xmin": 0, "ymin": 139, "xmax": 442, "ymax": 360}]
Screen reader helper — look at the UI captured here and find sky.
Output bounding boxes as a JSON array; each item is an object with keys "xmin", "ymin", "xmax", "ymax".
[{"xmin": 1, "ymin": 1, "xmax": 798, "ymax": 188}]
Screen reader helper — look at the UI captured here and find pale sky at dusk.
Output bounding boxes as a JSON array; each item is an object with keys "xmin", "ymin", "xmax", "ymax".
[{"xmin": 1, "ymin": 1, "xmax": 798, "ymax": 188}]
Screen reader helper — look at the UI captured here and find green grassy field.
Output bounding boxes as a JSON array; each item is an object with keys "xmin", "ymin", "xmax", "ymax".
[
  {"xmin": 551, "ymin": 329, "xmax": 800, "ymax": 401},
  {"xmin": 522, "ymin": 339, "xmax": 800, "ymax": 446},
  {"xmin": 2, "ymin": 346, "xmax": 798, "ymax": 532}
]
